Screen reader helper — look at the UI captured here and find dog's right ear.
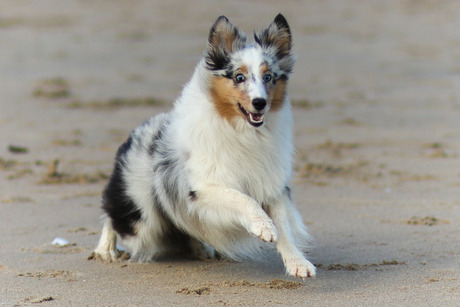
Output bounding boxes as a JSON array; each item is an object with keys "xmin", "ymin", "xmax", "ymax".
[{"xmin": 205, "ymin": 16, "xmax": 246, "ymax": 71}]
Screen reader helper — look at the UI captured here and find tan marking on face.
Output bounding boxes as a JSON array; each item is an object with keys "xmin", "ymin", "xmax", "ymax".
[
  {"xmin": 260, "ymin": 63, "xmax": 269, "ymax": 75},
  {"xmin": 239, "ymin": 65, "xmax": 248, "ymax": 75},
  {"xmin": 269, "ymin": 79, "xmax": 287, "ymax": 112},
  {"xmin": 209, "ymin": 76, "xmax": 249, "ymax": 122}
]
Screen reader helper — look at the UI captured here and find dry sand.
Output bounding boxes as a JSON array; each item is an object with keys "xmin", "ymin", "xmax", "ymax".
[{"xmin": 1, "ymin": 0, "xmax": 460, "ymax": 306}]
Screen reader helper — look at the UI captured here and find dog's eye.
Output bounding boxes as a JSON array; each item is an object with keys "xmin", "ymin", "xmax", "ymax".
[
  {"xmin": 263, "ymin": 74, "xmax": 272, "ymax": 83},
  {"xmin": 235, "ymin": 74, "xmax": 246, "ymax": 83}
]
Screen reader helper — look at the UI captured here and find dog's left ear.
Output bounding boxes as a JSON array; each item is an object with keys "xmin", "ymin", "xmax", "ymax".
[
  {"xmin": 255, "ymin": 14, "xmax": 294, "ymax": 74},
  {"xmin": 205, "ymin": 16, "xmax": 246, "ymax": 71}
]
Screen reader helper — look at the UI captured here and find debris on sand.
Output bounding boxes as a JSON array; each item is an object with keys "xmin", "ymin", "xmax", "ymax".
[
  {"xmin": 33, "ymin": 77, "xmax": 70, "ymax": 99},
  {"xmin": 407, "ymin": 216, "xmax": 449, "ymax": 226},
  {"xmin": 8, "ymin": 145, "xmax": 29, "ymax": 154},
  {"xmin": 224, "ymin": 278, "xmax": 303, "ymax": 290},
  {"xmin": 176, "ymin": 287, "xmax": 211, "ymax": 296}
]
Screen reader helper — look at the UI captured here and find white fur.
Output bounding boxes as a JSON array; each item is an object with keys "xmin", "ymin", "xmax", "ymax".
[
  {"xmin": 240, "ymin": 47, "xmax": 269, "ymax": 101},
  {"xmin": 94, "ymin": 15, "xmax": 316, "ymax": 279}
]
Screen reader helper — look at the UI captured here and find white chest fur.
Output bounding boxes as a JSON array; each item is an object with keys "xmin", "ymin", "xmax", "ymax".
[{"xmin": 173, "ymin": 97, "xmax": 293, "ymax": 203}]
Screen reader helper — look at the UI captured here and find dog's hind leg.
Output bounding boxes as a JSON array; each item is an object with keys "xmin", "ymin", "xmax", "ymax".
[
  {"xmin": 93, "ymin": 218, "xmax": 118, "ymax": 262},
  {"xmin": 188, "ymin": 238, "xmax": 216, "ymax": 260},
  {"xmin": 284, "ymin": 189, "xmax": 313, "ymax": 253},
  {"xmin": 268, "ymin": 195, "xmax": 316, "ymax": 279}
]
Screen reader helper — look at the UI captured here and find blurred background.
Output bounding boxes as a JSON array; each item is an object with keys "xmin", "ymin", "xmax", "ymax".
[
  {"xmin": 1, "ymin": 1, "xmax": 460, "ymax": 305},
  {"xmin": 2, "ymin": 0, "xmax": 459, "ymax": 104}
]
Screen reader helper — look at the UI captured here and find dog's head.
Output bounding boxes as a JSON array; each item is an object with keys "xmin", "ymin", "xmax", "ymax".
[{"xmin": 205, "ymin": 14, "xmax": 295, "ymax": 128}]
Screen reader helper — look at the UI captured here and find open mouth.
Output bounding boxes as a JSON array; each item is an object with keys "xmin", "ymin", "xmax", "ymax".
[{"xmin": 238, "ymin": 103, "xmax": 264, "ymax": 127}]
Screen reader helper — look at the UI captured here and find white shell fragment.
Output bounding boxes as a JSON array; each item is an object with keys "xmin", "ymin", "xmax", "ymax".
[{"xmin": 51, "ymin": 237, "xmax": 69, "ymax": 246}]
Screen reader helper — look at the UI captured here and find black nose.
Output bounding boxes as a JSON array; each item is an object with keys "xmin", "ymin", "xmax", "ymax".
[{"xmin": 252, "ymin": 98, "xmax": 266, "ymax": 111}]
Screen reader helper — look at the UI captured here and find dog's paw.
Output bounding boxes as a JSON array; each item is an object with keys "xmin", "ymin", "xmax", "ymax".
[
  {"xmin": 284, "ymin": 257, "xmax": 316, "ymax": 279},
  {"xmin": 250, "ymin": 218, "xmax": 278, "ymax": 242},
  {"xmin": 89, "ymin": 249, "xmax": 119, "ymax": 262},
  {"xmin": 190, "ymin": 241, "xmax": 216, "ymax": 260}
]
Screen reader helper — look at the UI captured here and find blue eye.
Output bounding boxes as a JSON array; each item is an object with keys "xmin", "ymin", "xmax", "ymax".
[
  {"xmin": 263, "ymin": 74, "xmax": 272, "ymax": 83},
  {"xmin": 235, "ymin": 73, "xmax": 246, "ymax": 83}
]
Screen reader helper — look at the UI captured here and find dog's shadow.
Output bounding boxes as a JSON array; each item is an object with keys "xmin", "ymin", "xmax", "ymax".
[{"xmin": 89, "ymin": 246, "xmax": 294, "ymax": 281}]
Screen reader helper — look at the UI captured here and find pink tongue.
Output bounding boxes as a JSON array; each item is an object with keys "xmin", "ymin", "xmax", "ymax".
[{"xmin": 251, "ymin": 113, "xmax": 263, "ymax": 121}]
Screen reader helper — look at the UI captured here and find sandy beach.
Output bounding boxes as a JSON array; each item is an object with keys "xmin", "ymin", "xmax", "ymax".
[{"xmin": 1, "ymin": 0, "xmax": 460, "ymax": 305}]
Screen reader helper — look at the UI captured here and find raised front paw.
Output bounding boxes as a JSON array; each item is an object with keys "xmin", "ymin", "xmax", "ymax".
[
  {"xmin": 250, "ymin": 218, "xmax": 278, "ymax": 243},
  {"xmin": 284, "ymin": 257, "xmax": 316, "ymax": 279}
]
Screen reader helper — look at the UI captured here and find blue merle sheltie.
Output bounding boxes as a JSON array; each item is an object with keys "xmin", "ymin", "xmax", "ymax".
[{"xmin": 93, "ymin": 14, "xmax": 316, "ymax": 279}]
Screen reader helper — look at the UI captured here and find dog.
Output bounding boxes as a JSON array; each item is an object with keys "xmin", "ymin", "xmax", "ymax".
[{"xmin": 93, "ymin": 14, "xmax": 316, "ymax": 279}]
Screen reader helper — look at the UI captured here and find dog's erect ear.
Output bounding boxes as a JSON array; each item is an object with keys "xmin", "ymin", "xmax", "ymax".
[
  {"xmin": 255, "ymin": 14, "xmax": 294, "ymax": 74},
  {"xmin": 205, "ymin": 16, "xmax": 246, "ymax": 71},
  {"xmin": 255, "ymin": 14, "xmax": 292, "ymax": 57}
]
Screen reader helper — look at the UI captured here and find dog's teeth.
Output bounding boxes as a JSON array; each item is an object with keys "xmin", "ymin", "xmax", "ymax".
[{"xmin": 249, "ymin": 113, "xmax": 264, "ymax": 123}]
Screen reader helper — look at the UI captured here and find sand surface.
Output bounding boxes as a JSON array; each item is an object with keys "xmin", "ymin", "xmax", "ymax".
[{"xmin": 1, "ymin": 0, "xmax": 460, "ymax": 306}]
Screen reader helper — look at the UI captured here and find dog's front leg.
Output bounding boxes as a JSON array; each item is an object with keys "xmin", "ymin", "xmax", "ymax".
[
  {"xmin": 92, "ymin": 218, "xmax": 118, "ymax": 262},
  {"xmin": 269, "ymin": 196, "xmax": 316, "ymax": 279},
  {"xmin": 191, "ymin": 187, "xmax": 278, "ymax": 242}
]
